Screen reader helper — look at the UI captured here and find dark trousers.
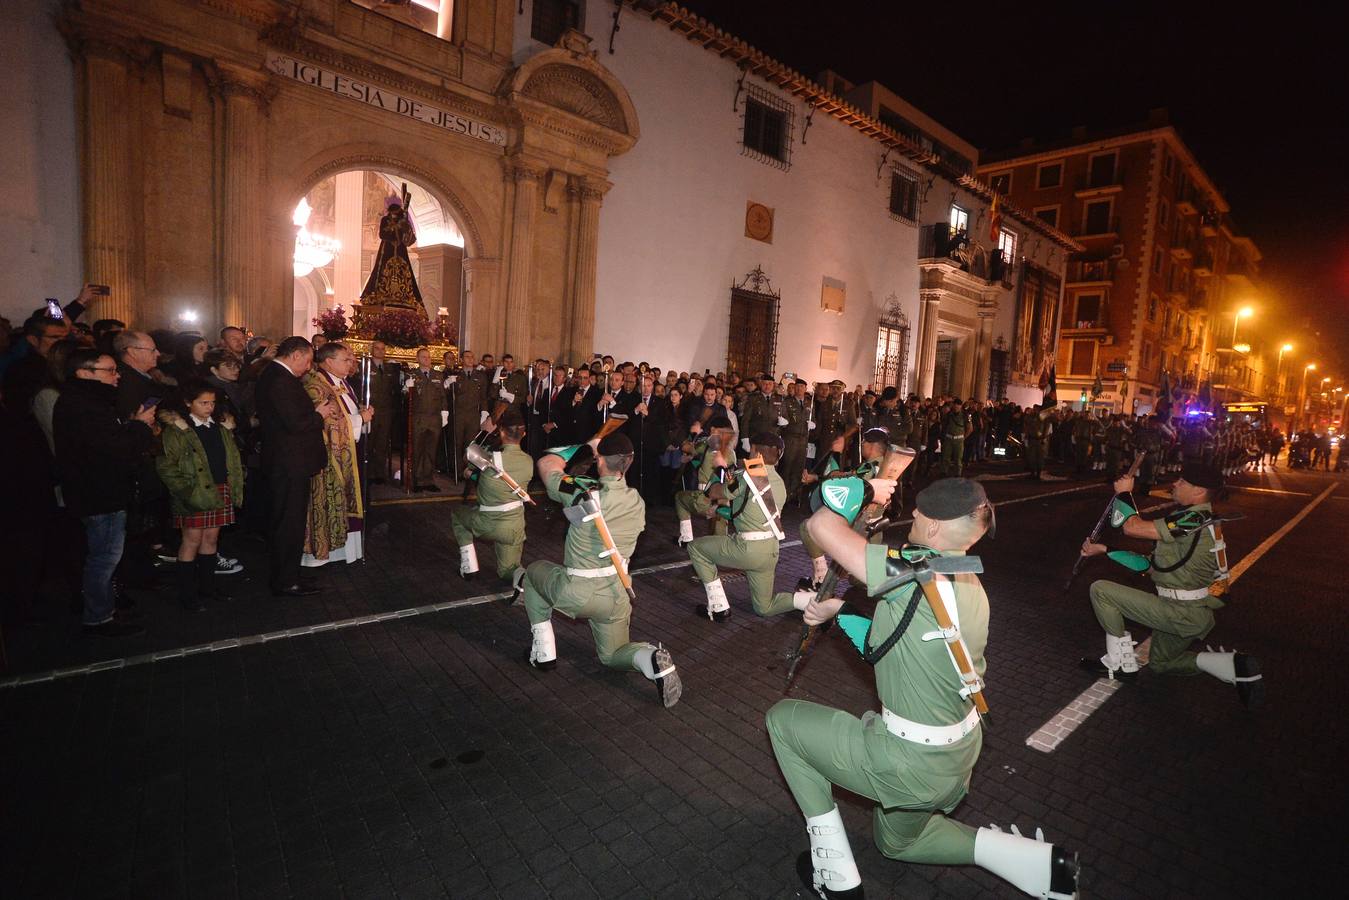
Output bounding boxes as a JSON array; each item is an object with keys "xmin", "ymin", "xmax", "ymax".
[{"xmin": 268, "ymin": 467, "xmax": 310, "ymax": 590}]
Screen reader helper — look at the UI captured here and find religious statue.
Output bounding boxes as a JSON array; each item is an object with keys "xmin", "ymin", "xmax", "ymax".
[{"xmin": 360, "ymin": 188, "xmax": 425, "ymax": 310}]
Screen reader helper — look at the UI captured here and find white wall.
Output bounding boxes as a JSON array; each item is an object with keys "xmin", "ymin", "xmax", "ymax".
[
  {"xmin": 0, "ymin": 0, "xmax": 82, "ymax": 325},
  {"xmin": 516, "ymin": 2, "xmax": 920, "ymax": 387}
]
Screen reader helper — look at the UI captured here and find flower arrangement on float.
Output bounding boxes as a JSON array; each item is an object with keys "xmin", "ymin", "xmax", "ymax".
[
  {"xmin": 364, "ymin": 308, "xmax": 434, "ymax": 348},
  {"xmin": 312, "ymin": 305, "xmax": 350, "ymax": 340}
]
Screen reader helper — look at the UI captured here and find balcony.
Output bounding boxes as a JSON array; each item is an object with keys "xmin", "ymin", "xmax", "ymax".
[
  {"xmin": 1192, "ymin": 249, "xmax": 1215, "ymax": 275},
  {"xmin": 1175, "ymin": 187, "xmax": 1203, "ymax": 215},
  {"xmin": 1074, "ymin": 217, "xmax": 1120, "ymax": 239},
  {"xmin": 1066, "ymin": 258, "xmax": 1116, "ymax": 285},
  {"xmin": 1169, "ymin": 243, "xmax": 1193, "ymax": 261},
  {"xmin": 917, "ymin": 223, "xmax": 1007, "ymax": 285},
  {"xmin": 1200, "ymin": 208, "xmax": 1222, "ymax": 236},
  {"xmin": 1074, "ymin": 168, "xmax": 1125, "ymax": 198},
  {"xmin": 1062, "ymin": 319, "xmax": 1110, "ymax": 338}
]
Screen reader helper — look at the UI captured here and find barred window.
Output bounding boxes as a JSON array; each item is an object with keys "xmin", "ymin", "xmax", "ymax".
[
  {"xmin": 741, "ymin": 84, "xmax": 793, "ymax": 170},
  {"xmin": 888, "ymin": 170, "xmax": 918, "ymax": 221}
]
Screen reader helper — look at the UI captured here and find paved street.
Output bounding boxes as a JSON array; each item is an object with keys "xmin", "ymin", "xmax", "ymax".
[{"xmin": 3, "ymin": 462, "xmax": 1347, "ymax": 898}]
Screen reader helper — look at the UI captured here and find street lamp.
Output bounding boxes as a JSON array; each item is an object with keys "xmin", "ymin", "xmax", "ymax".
[
  {"xmin": 1231, "ymin": 306, "xmax": 1254, "ymax": 346},
  {"xmin": 1276, "ymin": 343, "xmax": 1293, "ymax": 404},
  {"xmin": 1293, "ymin": 363, "xmax": 1317, "ymax": 433}
]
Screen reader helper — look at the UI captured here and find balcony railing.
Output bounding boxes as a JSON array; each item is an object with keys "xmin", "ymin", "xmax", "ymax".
[
  {"xmin": 1200, "ymin": 208, "xmax": 1222, "ymax": 235},
  {"xmin": 1192, "ymin": 249, "xmax": 1215, "ymax": 275},
  {"xmin": 919, "ymin": 223, "xmax": 1009, "ymax": 285},
  {"xmin": 1066, "ymin": 258, "xmax": 1116, "ymax": 283},
  {"xmin": 1074, "ymin": 168, "xmax": 1125, "ymax": 194}
]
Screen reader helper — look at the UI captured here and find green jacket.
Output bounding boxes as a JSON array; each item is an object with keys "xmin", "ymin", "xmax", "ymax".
[{"xmin": 155, "ymin": 410, "xmax": 245, "ymax": 515}]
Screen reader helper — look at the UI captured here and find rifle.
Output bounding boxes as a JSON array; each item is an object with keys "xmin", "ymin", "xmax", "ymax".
[
  {"xmin": 461, "ymin": 398, "xmax": 510, "ymax": 499},
  {"xmin": 794, "ymin": 424, "xmax": 860, "ymax": 506},
  {"xmin": 403, "ymin": 373, "xmax": 415, "ymax": 494},
  {"xmin": 1064, "ymin": 451, "xmax": 1145, "ymax": 592},
  {"xmin": 784, "ymin": 447, "xmax": 915, "ymax": 692},
  {"xmin": 578, "ymin": 489, "xmax": 636, "ymax": 601},
  {"xmin": 465, "ymin": 443, "xmax": 536, "ymax": 505}
]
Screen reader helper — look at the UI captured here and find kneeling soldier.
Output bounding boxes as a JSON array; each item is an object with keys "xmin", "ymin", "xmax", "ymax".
[
  {"xmin": 767, "ymin": 477, "xmax": 1079, "ymax": 899},
  {"xmin": 516, "ymin": 433, "xmax": 682, "ymax": 707},
  {"xmin": 1078, "ymin": 462, "xmax": 1262, "ymax": 707},
  {"xmin": 691, "ymin": 433, "xmax": 801, "ymax": 620},
  {"xmin": 451, "ymin": 408, "xmax": 535, "ymax": 588},
  {"xmin": 674, "ymin": 415, "xmax": 736, "ymax": 547},
  {"xmin": 797, "ymin": 428, "xmax": 888, "ymax": 591}
]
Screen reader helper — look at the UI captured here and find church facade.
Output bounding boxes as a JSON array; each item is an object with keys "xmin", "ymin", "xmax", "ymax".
[{"xmin": 7, "ymin": 0, "xmax": 1076, "ymax": 399}]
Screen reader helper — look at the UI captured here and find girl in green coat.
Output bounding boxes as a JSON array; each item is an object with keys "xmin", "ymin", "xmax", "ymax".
[{"xmin": 156, "ymin": 380, "xmax": 245, "ymax": 611}]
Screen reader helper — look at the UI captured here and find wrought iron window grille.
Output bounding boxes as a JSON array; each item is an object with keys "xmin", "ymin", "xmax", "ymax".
[
  {"xmin": 727, "ymin": 266, "xmax": 781, "ymax": 376},
  {"xmin": 740, "ymin": 83, "xmax": 793, "ymax": 171}
]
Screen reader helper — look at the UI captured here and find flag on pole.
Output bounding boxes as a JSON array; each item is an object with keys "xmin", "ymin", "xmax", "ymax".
[
  {"xmin": 1040, "ymin": 364, "xmax": 1058, "ymax": 409},
  {"xmin": 989, "ymin": 193, "xmax": 1002, "ymax": 243}
]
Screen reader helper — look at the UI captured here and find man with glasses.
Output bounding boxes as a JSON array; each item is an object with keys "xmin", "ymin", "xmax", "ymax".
[
  {"xmin": 1, "ymin": 314, "xmax": 71, "ymax": 414},
  {"xmin": 111, "ymin": 331, "xmax": 163, "ymax": 419},
  {"xmin": 53, "ymin": 349, "xmax": 158, "ymax": 637}
]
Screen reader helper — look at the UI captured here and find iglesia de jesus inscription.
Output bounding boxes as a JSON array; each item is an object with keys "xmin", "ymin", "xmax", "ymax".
[{"xmin": 265, "ymin": 52, "xmax": 508, "ymax": 147}]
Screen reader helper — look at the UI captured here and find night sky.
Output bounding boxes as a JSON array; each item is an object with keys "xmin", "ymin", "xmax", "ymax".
[{"xmin": 678, "ymin": 0, "xmax": 1349, "ymax": 375}]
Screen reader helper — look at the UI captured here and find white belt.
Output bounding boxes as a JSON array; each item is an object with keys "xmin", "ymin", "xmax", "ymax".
[
  {"xmin": 881, "ymin": 705, "xmax": 980, "ymax": 746},
  {"xmin": 698, "ymin": 482, "xmax": 709, "ymax": 491},
  {"xmin": 1157, "ymin": 586, "xmax": 1211, "ymax": 602},
  {"xmin": 567, "ymin": 565, "xmax": 618, "ymax": 578},
  {"xmin": 479, "ymin": 500, "xmax": 523, "ymax": 512},
  {"xmin": 737, "ymin": 531, "xmax": 777, "ymax": 541}
]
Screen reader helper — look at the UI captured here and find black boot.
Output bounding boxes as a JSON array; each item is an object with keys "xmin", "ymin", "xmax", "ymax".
[
  {"xmin": 177, "ymin": 560, "xmax": 204, "ymax": 613},
  {"xmin": 197, "ymin": 553, "xmax": 231, "ymax": 602},
  {"xmin": 796, "ymin": 851, "xmax": 864, "ymax": 899}
]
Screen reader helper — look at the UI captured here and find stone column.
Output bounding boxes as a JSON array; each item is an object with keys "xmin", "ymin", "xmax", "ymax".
[
  {"xmin": 915, "ymin": 290, "xmax": 943, "ymax": 398},
  {"xmin": 332, "ymin": 170, "xmax": 365, "ymax": 307},
  {"xmin": 215, "ymin": 65, "xmax": 271, "ymax": 334},
  {"xmin": 568, "ymin": 177, "xmax": 609, "ymax": 362},
  {"xmin": 462, "ymin": 257, "xmax": 502, "ymax": 353},
  {"xmin": 972, "ymin": 301, "xmax": 997, "ymax": 401},
  {"xmin": 76, "ymin": 39, "xmax": 143, "ymax": 326},
  {"xmin": 503, "ymin": 161, "xmax": 544, "ymax": 357}
]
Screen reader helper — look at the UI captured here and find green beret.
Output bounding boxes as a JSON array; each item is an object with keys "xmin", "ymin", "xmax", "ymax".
[{"xmin": 915, "ymin": 478, "xmax": 988, "ymax": 521}]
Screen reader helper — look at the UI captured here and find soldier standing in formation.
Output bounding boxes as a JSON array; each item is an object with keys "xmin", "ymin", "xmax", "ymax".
[
  {"xmin": 781, "ymin": 378, "xmax": 813, "ymax": 499},
  {"xmin": 1103, "ymin": 414, "xmax": 1131, "ymax": 480},
  {"xmin": 1023, "ymin": 406, "xmax": 1050, "ymax": 480},
  {"xmin": 767, "ymin": 476, "xmax": 1079, "ymax": 899},
  {"xmin": 1078, "ymin": 463, "xmax": 1263, "ymax": 707},
  {"xmin": 513, "ymin": 432, "xmax": 683, "ymax": 707},
  {"xmin": 447, "ymin": 350, "xmax": 487, "ymax": 478},
  {"xmin": 404, "ymin": 348, "xmax": 446, "ymax": 492},
  {"xmin": 939, "ymin": 398, "xmax": 971, "ymax": 477},
  {"xmin": 451, "ymin": 407, "xmax": 535, "ymax": 589}
]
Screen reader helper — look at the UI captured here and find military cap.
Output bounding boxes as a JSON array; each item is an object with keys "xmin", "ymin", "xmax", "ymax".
[
  {"xmin": 750, "ymin": 431, "xmax": 784, "ymax": 451},
  {"xmin": 496, "ymin": 407, "xmax": 525, "ymax": 429},
  {"xmin": 862, "ymin": 427, "xmax": 890, "ymax": 445},
  {"xmin": 1180, "ymin": 461, "xmax": 1224, "ymax": 491},
  {"xmin": 597, "ymin": 432, "xmax": 633, "ymax": 456},
  {"xmin": 831, "ymin": 379, "xmax": 846, "ymax": 388},
  {"xmin": 915, "ymin": 478, "xmax": 989, "ymax": 521}
]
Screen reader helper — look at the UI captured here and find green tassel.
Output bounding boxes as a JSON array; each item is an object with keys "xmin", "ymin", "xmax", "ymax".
[{"xmin": 1107, "ymin": 550, "xmax": 1151, "ymax": 572}]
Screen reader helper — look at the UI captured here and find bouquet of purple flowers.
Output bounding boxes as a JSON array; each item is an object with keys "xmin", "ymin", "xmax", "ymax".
[
  {"xmin": 312, "ymin": 305, "xmax": 349, "ymax": 340},
  {"xmin": 366, "ymin": 308, "xmax": 434, "ymax": 348}
]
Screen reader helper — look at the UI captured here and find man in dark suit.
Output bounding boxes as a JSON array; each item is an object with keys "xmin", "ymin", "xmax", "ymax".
[
  {"xmin": 565, "ymin": 366, "xmax": 602, "ymax": 445},
  {"xmin": 255, "ymin": 336, "xmax": 330, "ymax": 597},
  {"xmin": 627, "ymin": 373, "xmax": 669, "ymax": 500}
]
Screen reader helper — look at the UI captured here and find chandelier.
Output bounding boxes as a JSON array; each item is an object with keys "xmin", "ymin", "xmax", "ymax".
[{"xmin": 292, "ymin": 198, "xmax": 342, "ymax": 277}]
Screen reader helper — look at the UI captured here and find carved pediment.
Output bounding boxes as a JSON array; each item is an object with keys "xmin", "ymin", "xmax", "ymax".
[{"xmin": 521, "ymin": 64, "xmax": 626, "ymax": 132}]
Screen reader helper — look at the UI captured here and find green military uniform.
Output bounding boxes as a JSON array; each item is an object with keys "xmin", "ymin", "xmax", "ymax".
[
  {"xmin": 1023, "ymin": 410, "xmax": 1049, "ymax": 477},
  {"xmin": 366, "ymin": 360, "xmax": 400, "ymax": 480},
  {"xmin": 780, "ymin": 395, "xmax": 811, "ymax": 497},
  {"xmin": 1088, "ymin": 502, "xmax": 1224, "ymax": 676},
  {"xmin": 940, "ymin": 408, "xmax": 969, "ymax": 477},
  {"xmin": 768, "ymin": 543, "xmax": 988, "ymax": 865},
  {"xmin": 495, "ymin": 366, "xmax": 529, "ymax": 412},
  {"xmin": 405, "ymin": 367, "xmax": 447, "ymax": 489},
  {"xmin": 522, "ymin": 470, "xmax": 649, "ymax": 669},
  {"xmin": 451, "ymin": 443, "xmax": 534, "ymax": 581},
  {"xmin": 690, "ymin": 462, "xmax": 792, "ymax": 616},
  {"xmin": 740, "ymin": 389, "xmax": 784, "ymax": 447},
  {"xmin": 1104, "ymin": 419, "xmax": 1130, "ymax": 480},
  {"xmin": 450, "ymin": 366, "xmax": 487, "ymax": 475},
  {"xmin": 1135, "ymin": 421, "xmax": 1164, "ymax": 490},
  {"xmin": 1071, "ymin": 415, "xmax": 1095, "ymax": 475},
  {"xmin": 674, "ymin": 440, "xmax": 729, "ymax": 540}
]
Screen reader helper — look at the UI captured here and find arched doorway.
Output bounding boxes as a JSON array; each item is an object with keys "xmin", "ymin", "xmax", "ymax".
[{"xmin": 290, "ymin": 169, "xmax": 470, "ymax": 343}]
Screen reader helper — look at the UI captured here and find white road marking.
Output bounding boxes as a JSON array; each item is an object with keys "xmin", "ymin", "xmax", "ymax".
[
  {"xmin": 0, "ymin": 481, "xmax": 1121, "ymax": 690},
  {"xmin": 1026, "ymin": 482, "xmax": 1338, "ymax": 753}
]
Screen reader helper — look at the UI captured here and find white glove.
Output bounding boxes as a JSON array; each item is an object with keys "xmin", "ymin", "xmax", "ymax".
[
  {"xmin": 776, "ymin": 416, "xmax": 788, "ymax": 427},
  {"xmin": 403, "ymin": 380, "xmax": 415, "ymax": 393},
  {"xmin": 480, "ymin": 410, "xmax": 490, "ymax": 424},
  {"xmin": 499, "ymin": 390, "xmax": 515, "ymax": 404},
  {"xmin": 440, "ymin": 410, "xmax": 449, "ymax": 427},
  {"xmin": 806, "ymin": 443, "xmax": 816, "ymax": 459},
  {"xmin": 444, "ymin": 375, "xmax": 457, "ymax": 386},
  {"xmin": 741, "ymin": 437, "xmax": 750, "ymax": 451},
  {"xmin": 808, "ymin": 419, "xmax": 816, "ymax": 430}
]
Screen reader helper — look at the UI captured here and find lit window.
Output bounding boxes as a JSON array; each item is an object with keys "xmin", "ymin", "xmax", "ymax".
[
  {"xmin": 949, "ymin": 205, "xmax": 969, "ymax": 234},
  {"xmin": 997, "ymin": 228, "xmax": 1017, "ymax": 264}
]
